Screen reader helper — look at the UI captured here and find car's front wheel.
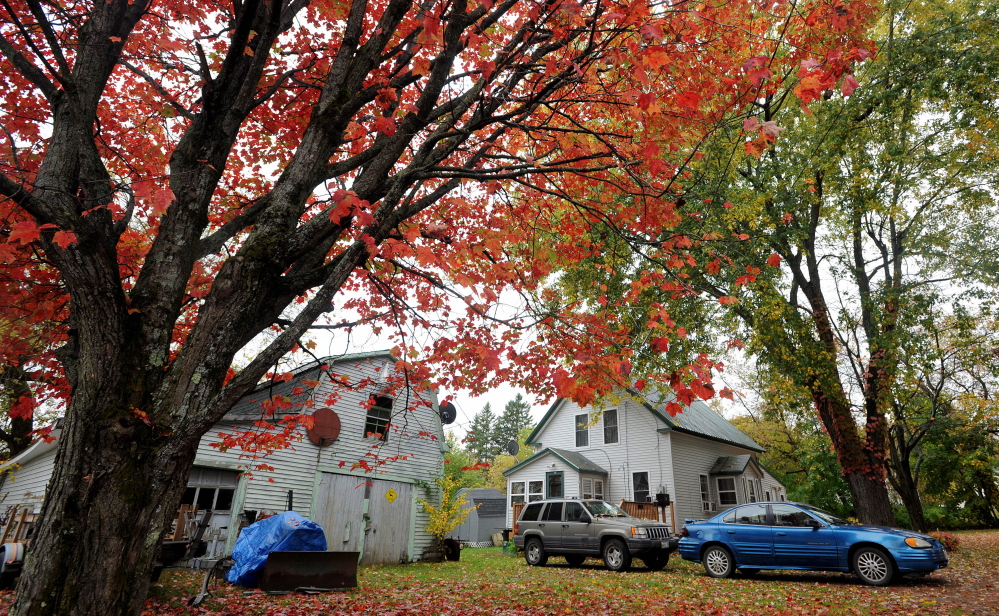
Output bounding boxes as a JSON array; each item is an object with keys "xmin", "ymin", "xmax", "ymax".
[
  {"xmin": 702, "ymin": 545, "xmax": 735, "ymax": 578},
  {"xmin": 852, "ymin": 546, "xmax": 896, "ymax": 586},
  {"xmin": 602, "ymin": 538, "xmax": 632, "ymax": 572},
  {"xmin": 525, "ymin": 538, "xmax": 548, "ymax": 567}
]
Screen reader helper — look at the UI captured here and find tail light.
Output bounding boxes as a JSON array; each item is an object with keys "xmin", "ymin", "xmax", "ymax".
[
  {"xmin": 514, "ymin": 523, "xmax": 519, "ymax": 535},
  {"xmin": 680, "ymin": 527, "xmax": 689, "ymax": 537}
]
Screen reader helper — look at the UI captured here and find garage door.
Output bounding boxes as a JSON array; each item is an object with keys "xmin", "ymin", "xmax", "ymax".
[
  {"xmin": 313, "ymin": 473, "xmax": 412, "ymax": 565},
  {"xmin": 314, "ymin": 473, "xmax": 368, "ymax": 552}
]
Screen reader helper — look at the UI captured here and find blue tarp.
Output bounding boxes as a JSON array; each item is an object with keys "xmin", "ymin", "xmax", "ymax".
[{"xmin": 227, "ymin": 511, "xmax": 328, "ymax": 587}]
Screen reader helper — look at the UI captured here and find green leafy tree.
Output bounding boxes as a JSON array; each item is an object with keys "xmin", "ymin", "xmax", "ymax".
[
  {"xmin": 442, "ymin": 432, "xmax": 485, "ymax": 490},
  {"xmin": 482, "ymin": 425, "xmax": 535, "ymax": 493},
  {"xmin": 551, "ymin": 0, "xmax": 999, "ymax": 526},
  {"xmin": 418, "ymin": 471, "xmax": 478, "ymax": 553},
  {"xmin": 494, "ymin": 394, "xmax": 533, "ymax": 451}
]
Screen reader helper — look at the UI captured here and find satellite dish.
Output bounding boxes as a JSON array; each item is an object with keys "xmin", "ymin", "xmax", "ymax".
[
  {"xmin": 439, "ymin": 401, "xmax": 457, "ymax": 425},
  {"xmin": 506, "ymin": 440, "xmax": 520, "ymax": 456},
  {"xmin": 307, "ymin": 407, "xmax": 341, "ymax": 445}
]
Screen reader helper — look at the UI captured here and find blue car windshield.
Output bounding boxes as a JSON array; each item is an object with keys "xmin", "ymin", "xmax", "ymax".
[
  {"xmin": 583, "ymin": 501, "xmax": 628, "ymax": 517},
  {"xmin": 801, "ymin": 505, "xmax": 852, "ymax": 526}
]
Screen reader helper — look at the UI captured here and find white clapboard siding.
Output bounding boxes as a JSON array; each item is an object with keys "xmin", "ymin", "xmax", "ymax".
[
  {"xmin": 306, "ymin": 364, "xmax": 445, "ymax": 485},
  {"xmin": 529, "ymin": 397, "xmax": 675, "ymax": 504},
  {"xmin": 195, "ymin": 424, "xmax": 319, "ymax": 518},
  {"xmin": 506, "ymin": 395, "xmax": 677, "ymax": 527},
  {"xmin": 0, "ymin": 446, "xmax": 59, "ymax": 513},
  {"xmin": 668, "ymin": 431, "xmax": 758, "ymax": 523},
  {"xmin": 411, "ymin": 483, "xmax": 434, "ymax": 559}
]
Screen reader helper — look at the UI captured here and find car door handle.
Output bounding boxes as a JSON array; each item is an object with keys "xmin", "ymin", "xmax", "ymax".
[
  {"xmin": 562, "ymin": 524, "xmax": 570, "ymax": 528},
  {"xmin": 727, "ymin": 530, "xmax": 736, "ymax": 534},
  {"xmin": 539, "ymin": 524, "xmax": 545, "ymax": 527},
  {"xmin": 776, "ymin": 532, "xmax": 787, "ymax": 537}
]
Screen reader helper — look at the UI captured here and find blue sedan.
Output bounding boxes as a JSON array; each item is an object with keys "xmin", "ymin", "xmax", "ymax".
[{"xmin": 678, "ymin": 502, "xmax": 948, "ymax": 586}]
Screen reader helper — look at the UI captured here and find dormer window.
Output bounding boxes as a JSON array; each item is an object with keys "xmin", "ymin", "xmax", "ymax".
[{"xmin": 364, "ymin": 395, "xmax": 393, "ymax": 440}]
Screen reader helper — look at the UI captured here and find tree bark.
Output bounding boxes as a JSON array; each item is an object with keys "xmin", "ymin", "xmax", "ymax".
[{"xmin": 14, "ymin": 413, "xmax": 198, "ymax": 616}]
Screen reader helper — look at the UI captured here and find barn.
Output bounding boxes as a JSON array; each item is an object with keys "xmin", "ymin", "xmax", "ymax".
[{"xmin": 0, "ymin": 351, "xmax": 452, "ymax": 566}]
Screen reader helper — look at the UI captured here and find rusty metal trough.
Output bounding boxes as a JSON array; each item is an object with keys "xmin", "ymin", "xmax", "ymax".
[{"xmin": 258, "ymin": 551, "xmax": 359, "ymax": 592}]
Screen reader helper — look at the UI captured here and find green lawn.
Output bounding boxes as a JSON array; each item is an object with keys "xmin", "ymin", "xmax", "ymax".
[{"xmin": 7, "ymin": 531, "xmax": 998, "ymax": 615}]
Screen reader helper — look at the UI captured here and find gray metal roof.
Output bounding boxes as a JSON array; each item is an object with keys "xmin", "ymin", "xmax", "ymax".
[
  {"xmin": 548, "ymin": 448, "xmax": 608, "ymax": 475},
  {"xmin": 638, "ymin": 389, "xmax": 764, "ymax": 452},
  {"xmin": 709, "ymin": 454, "xmax": 752, "ymax": 475},
  {"xmin": 458, "ymin": 488, "xmax": 507, "ymax": 517},
  {"xmin": 223, "ymin": 351, "xmax": 394, "ymax": 421},
  {"xmin": 501, "ymin": 447, "xmax": 608, "ymax": 477}
]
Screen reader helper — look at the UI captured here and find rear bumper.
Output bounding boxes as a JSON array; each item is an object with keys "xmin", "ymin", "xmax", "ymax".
[{"xmin": 677, "ymin": 538, "xmax": 702, "ymax": 561}]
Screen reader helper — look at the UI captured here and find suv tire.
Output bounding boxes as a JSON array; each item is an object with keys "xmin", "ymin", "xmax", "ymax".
[
  {"xmin": 642, "ymin": 552, "xmax": 669, "ymax": 571},
  {"xmin": 525, "ymin": 538, "xmax": 548, "ymax": 567},
  {"xmin": 602, "ymin": 538, "xmax": 632, "ymax": 572},
  {"xmin": 564, "ymin": 555, "xmax": 586, "ymax": 567}
]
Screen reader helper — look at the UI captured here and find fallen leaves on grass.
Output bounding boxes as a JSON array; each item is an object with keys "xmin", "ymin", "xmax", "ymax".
[{"xmin": 0, "ymin": 531, "xmax": 995, "ymax": 615}]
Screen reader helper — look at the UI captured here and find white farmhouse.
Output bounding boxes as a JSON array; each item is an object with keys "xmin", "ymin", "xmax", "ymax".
[
  {"xmin": 0, "ymin": 351, "xmax": 449, "ymax": 566},
  {"xmin": 503, "ymin": 390, "xmax": 785, "ymax": 529}
]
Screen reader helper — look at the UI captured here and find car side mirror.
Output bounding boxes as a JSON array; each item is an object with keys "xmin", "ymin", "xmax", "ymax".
[
  {"xmin": 580, "ymin": 515, "xmax": 591, "ymax": 524},
  {"xmin": 805, "ymin": 518, "xmax": 821, "ymax": 528}
]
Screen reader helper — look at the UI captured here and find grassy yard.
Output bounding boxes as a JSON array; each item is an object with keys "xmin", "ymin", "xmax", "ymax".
[{"xmin": 5, "ymin": 531, "xmax": 997, "ymax": 615}]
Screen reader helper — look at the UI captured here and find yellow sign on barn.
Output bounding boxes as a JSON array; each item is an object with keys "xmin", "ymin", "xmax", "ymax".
[{"xmin": 385, "ymin": 488, "xmax": 398, "ymax": 503}]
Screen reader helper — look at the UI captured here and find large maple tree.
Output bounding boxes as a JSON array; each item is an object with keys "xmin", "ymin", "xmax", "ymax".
[{"xmin": 0, "ymin": 0, "xmax": 871, "ymax": 613}]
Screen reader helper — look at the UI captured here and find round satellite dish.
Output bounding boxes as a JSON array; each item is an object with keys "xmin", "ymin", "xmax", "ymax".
[
  {"xmin": 506, "ymin": 440, "xmax": 520, "ymax": 456},
  {"xmin": 439, "ymin": 401, "xmax": 457, "ymax": 425},
  {"xmin": 307, "ymin": 407, "xmax": 341, "ymax": 445}
]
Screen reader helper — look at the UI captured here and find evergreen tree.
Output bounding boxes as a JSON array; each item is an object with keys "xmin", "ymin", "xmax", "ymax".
[
  {"xmin": 495, "ymin": 394, "xmax": 533, "ymax": 450},
  {"xmin": 466, "ymin": 403, "xmax": 499, "ymax": 461}
]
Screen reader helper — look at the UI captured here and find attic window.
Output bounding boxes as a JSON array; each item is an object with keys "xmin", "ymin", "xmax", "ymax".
[{"xmin": 364, "ymin": 395, "xmax": 393, "ymax": 440}]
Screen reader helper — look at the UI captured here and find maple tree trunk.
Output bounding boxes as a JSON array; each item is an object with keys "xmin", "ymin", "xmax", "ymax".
[
  {"xmin": 14, "ymin": 416, "xmax": 197, "ymax": 616},
  {"xmin": 889, "ymin": 469, "xmax": 927, "ymax": 532}
]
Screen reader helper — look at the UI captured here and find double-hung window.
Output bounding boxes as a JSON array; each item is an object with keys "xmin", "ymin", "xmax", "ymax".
[
  {"xmin": 632, "ymin": 471, "xmax": 650, "ymax": 502},
  {"xmin": 510, "ymin": 481, "xmax": 526, "ymax": 505},
  {"xmin": 699, "ymin": 474, "xmax": 711, "ymax": 510},
  {"xmin": 528, "ymin": 480, "xmax": 544, "ymax": 502},
  {"xmin": 603, "ymin": 410, "xmax": 619, "ymax": 444},
  {"xmin": 717, "ymin": 477, "xmax": 738, "ymax": 506},
  {"xmin": 575, "ymin": 413, "xmax": 589, "ymax": 447}
]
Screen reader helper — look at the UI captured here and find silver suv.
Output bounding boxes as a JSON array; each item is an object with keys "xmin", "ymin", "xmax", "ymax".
[{"xmin": 513, "ymin": 499, "xmax": 678, "ymax": 571}]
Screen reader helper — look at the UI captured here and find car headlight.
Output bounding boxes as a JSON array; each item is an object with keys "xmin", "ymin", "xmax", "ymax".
[
  {"xmin": 631, "ymin": 527, "xmax": 648, "ymax": 538},
  {"xmin": 904, "ymin": 537, "xmax": 932, "ymax": 548}
]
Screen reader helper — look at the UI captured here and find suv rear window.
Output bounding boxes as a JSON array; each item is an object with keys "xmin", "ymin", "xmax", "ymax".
[{"xmin": 521, "ymin": 502, "xmax": 544, "ymax": 521}]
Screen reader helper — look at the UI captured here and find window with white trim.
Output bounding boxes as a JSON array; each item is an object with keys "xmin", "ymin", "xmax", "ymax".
[
  {"xmin": 528, "ymin": 480, "xmax": 544, "ymax": 502},
  {"xmin": 575, "ymin": 413, "xmax": 589, "ymax": 447},
  {"xmin": 363, "ymin": 395, "xmax": 393, "ymax": 440},
  {"xmin": 717, "ymin": 477, "xmax": 737, "ymax": 506},
  {"xmin": 699, "ymin": 474, "xmax": 711, "ymax": 509},
  {"xmin": 581, "ymin": 476, "xmax": 605, "ymax": 500},
  {"xmin": 745, "ymin": 477, "xmax": 758, "ymax": 503},
  {"xmin": 511, "ymin": 481, "xmax": 526, "ymax": 505},
  {"xmin": 603, "ymin": 409, "xmax": 619, "ymax": 444},
  {"xmin": 632, "ymin": 471, "xmax": 650, "ymax": 502}
]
